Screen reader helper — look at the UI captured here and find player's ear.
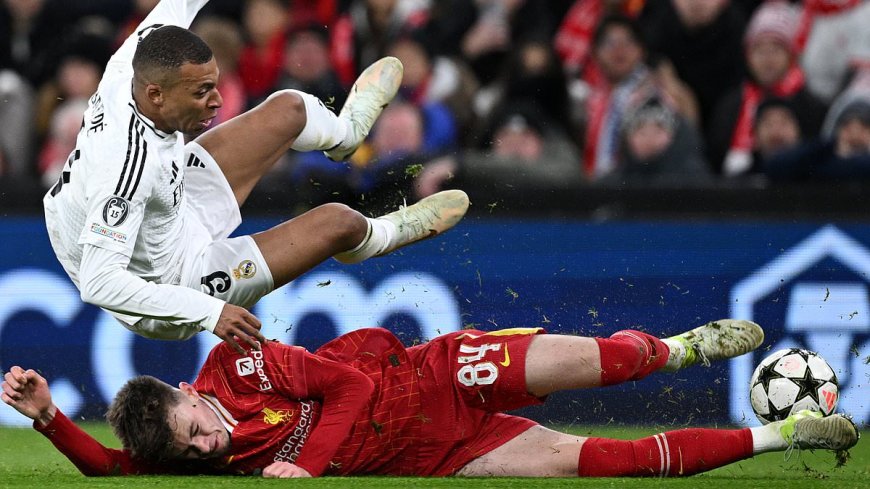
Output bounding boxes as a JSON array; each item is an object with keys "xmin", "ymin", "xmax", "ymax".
[
  {"xmin": 145, "ymin": 83, "xmax": 164, "ymax": 106},
  {"xmin": 178, "ymin": 382, "xmax": 198, "ymax": 399}
]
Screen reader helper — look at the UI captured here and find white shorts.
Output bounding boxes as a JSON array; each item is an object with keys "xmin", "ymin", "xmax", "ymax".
[
  {"xmin": 182, "ymin": 142, "xmax": 274, "ymax": 309},
  {"xmin": 111, "ymin": 142, "xmax": 275, "ymax": 341}
]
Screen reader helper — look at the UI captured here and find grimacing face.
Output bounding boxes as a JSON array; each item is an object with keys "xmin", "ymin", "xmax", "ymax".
[
  {"xmin": 167, "ymin": 383, "xmax": 231, "ymax": 460},
  {"xmin": 156, "ymin": 58, "xmax": 222, "ymax": 135}
]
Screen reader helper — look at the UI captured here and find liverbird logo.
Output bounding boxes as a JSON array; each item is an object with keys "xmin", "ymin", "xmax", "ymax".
[{"xmin": 262, "ymin": 407, "xmax": 293, "ymax": 425}]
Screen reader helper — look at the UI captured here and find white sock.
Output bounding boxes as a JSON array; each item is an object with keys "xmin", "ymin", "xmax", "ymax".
[
  {"xmin": 660, "ymin": 338, "xmax": 686, "ymax": 372},
  {"xmin": 283, "ymin": 89, "xmax": 350, "ymax": 152},
  {"xmin": 333, "ymin": 218, "xmax": 396, "ymax": 264},
  {"xmin": 750, "ymin": 423, "xmax": 787, "ymax": 454}
]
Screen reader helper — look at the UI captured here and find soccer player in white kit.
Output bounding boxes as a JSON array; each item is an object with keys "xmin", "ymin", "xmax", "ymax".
[{"xmin": 42, "ymin": 0, "xmax": 469, "ymax": 353}]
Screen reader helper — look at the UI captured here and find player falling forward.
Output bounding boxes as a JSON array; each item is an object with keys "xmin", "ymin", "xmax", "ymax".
[
  {"xmin": 42, "ymin": 0, "xmax": 468, "ymax": 352},
  {"xmin": 2, "ymin": 320, "xmax": 859, "ymax": 478}
]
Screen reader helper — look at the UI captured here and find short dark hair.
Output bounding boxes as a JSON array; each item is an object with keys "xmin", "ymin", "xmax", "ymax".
[
  {"xmin": 106, "ymin": 376, "xmax": 182, "ymax": 461},
  {"xmin": 592, "ymin": 15, "xmax": 645, "ymax": 50},
  {"xmin": 132, "ymin": 25, "xmax": 213, "ymax": 85}
]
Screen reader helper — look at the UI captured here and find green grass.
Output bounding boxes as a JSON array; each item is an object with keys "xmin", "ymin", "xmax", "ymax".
[{"xmin": 0, "ymin": 423, "xmax": 867, "ymax": 489}]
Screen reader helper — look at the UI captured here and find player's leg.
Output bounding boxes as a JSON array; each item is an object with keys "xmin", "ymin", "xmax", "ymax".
[
  {"xmin": 194, "ymin": 57, "xmax": 402, "ymax": 206},
  {"xmin": 457, "ymin": 425, "xmax": 587, "ymax": 477},
  {"xmin": 252, "ymin": 189, "xmax": 468, "ymax": 288},
  {"xmin": 525, "ymin": 320, "xmax": 765, "ymax": 397},
  {"xmin": 459, "ymin": 411, "xmax": 858, "ymax": 477}
]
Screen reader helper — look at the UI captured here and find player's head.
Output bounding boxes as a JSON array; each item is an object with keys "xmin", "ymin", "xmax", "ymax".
[
  {"xmin": 132, "ymin": 25, "xmax": 222, "ymax": 135},
  {"xmin": 107, "ymin": 376, "xmax": 230, "ymax": 461}
]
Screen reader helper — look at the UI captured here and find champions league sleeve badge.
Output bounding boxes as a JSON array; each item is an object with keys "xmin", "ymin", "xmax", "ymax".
[{"xmin": 102, "ymin": 197, "xmax": 130, "ymax": 227}]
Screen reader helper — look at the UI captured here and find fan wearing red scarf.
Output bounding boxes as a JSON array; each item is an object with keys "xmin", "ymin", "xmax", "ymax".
[{"xmin": 709, "ymin": 1, "xmax": 828, "ymax": 177}]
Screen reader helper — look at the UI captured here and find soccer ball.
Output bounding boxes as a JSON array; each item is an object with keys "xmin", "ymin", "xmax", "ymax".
[{"xmin": 749, "ymin": 348, "xmax": 839, "ymax": 424}]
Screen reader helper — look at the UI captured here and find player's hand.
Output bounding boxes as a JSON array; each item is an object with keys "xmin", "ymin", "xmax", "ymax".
[
  {"xmin": 1, "ymin": 366, "xmax": 57, "ymax": 426},
  {"xmin": 261, "ymin": 461, "xmax": 312, "ymax": 478},
  {"xmin": 213, "ymin": 304, "xmax": 265, "ymax": 355}
]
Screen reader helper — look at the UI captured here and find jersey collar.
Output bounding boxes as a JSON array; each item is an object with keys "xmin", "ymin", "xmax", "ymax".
[
  {"xmin": 198, "ymin": 393, "xmax": 237, "ymax": 433},
  {"xmin": 128, "ymin": 97, "xmax": 172, "ymax": 140}
]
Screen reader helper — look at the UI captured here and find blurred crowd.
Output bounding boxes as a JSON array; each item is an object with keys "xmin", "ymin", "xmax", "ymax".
[{"xmin": 3, "ymin": 0, "xmax": 870, "ymax": 204}]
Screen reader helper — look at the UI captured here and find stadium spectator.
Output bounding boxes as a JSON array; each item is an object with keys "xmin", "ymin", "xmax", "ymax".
[
  {"xmin": 386, "ymin": 34, "xmax": 478, "ymax": 140},
  {"xmin": 640, "ymin": 0, "xmax": 747, "ymax": 147},
  {"xmin": 276, "ymin": 23, "xmax": 345, "ymax": 109},
  {"xmin": 583, "ymin": 15, "xmax": 692, "ymax": 180},
  {"xmin": 458, "ymin": 0, "xmax": 561, "ymax": 89},
  {"xmin": 239, "ymin": 0, "xmax": 290, "ymax": 103},
  {"xmin": 37, "ymin": 98, "xmax": 88, "ymax": 188},
  {"xmin": 192, "ymin": 18, "xmax": 246, "ymax": 128},
  {"xmin": 475, "ymin": 37, "xmax": 574, "ymax": 145},
  {"xmin": 708, "ymin": 1, "xmax": 827, "ymax": 177},
  {"xmin": 4, "ymin": 321, "xmax": 858, "ymax": 478},
  {"xmin": 798, "ymin": 0, "xmax": 870, "ymax": 103},
  {"xmin": 602, "ymin": 97, "xmax": 711, "ymax": 186},
  {"xmin": 555, "ymin": 0, "xmax": 645, "ymax": 91},
  {"xmin": 0, "ymin": 68, "xmax": 35, "ymax": 180},
  {"xmin": 751, "ymin": 97, "xmax": 804, "ymax": 170},
  {"xmin": 414, "ymin": 103, "xmax": 581, "ymax": 197},
  {"xmin": 765, "ymin": 96, "xmax": 870, "ymax": 181},
  {"xmin": 33, "ymin": 26, "xmax": 112, "ymax": 140},
  {"xmin": 0, "ymin": 0, "xmax": 67, "ymax": 86},
  {"xmin": 330, "ymin": 0, "xmax": 429, "ymax": 88}
]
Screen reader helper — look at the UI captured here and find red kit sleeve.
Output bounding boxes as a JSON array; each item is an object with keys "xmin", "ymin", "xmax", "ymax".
[
  {"xmin": 33, "ymin": 409, "xmax": 159, "ymax": 476},
  {"xmin": 267, "ymin": 343, "xmax": 375, "ymax": 476}
]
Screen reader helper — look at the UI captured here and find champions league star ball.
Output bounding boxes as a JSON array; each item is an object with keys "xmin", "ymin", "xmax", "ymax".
[{"xmin": 749, "ymin": 348, "xmax": 839, "ymax": 424}]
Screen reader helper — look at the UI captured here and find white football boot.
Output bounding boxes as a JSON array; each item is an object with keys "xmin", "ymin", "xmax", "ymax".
[
  {"xmin": 325, "ymin": 56, "xmax": 403, "ymax": 161},
  {"xmin": 778, "ymin": 410, "xmax": 859, "ymax": 451},
  {"xmin": 376, "ymin": 190, "xmax": 470, "ymax": 256},
  {"xmin": 661, "ymin": 319, "xmax": 764, "ymax": 372}
]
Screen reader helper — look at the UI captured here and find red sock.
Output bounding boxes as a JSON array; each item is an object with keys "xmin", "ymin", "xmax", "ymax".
[
  {"xmin": 578, "ymin": 428, "xmax": 753, "ymax": 477},
  {"xmin": 595, "ymin": 330, "xmax": 670, "ymax": 386}
]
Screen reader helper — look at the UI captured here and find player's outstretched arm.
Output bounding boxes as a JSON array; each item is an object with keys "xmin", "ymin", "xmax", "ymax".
[
  {"xmin": 2, "ymin": 366, "xmax": 56, "ymax": 426},
  {"xmin": 2, "ymin": 366, "xmax": 162, "ymax": 476},
  {"xmin": 79, "ymin": 244, "xmax": 264, "ymax": 350}
]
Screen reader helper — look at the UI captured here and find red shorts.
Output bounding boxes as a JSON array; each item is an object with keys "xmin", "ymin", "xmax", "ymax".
[{"xmin": 405, "ymin": 328, "xmax": 546, "ymax": 475}]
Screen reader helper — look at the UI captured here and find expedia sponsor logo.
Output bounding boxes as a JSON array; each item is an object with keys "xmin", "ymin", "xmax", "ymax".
[
  {"xmin": 262, "ymin": 407, "xmax": 293, "ymax": 425},
  {"xmin": 232, "ymin": 260, "xmax": 257, "ymax": 280},
  {"xmin": 90, "ymin": 223, "xmax": 127, "ymax": 243},
  {"xmin": 235, "ymin": 357, "xmax": 255, "ymax": 376},
  {"xmin": 238, "ymin": 344, "xmax": 273, "ymax": 391},
  {"xmin": 102, "ymin": 197, "xmax": 129, "ymax": 227},
  {"xmin": 273, "ymin": 401, "xmax": 313, "ymax": 463}
]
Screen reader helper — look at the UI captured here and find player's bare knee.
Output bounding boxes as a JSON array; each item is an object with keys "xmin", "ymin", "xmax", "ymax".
[
  {"xmin": 317, "ymin": 203, "xmax": 367, "ymax": 248},
  {"xmin": 262, "ymin": 90, "xmax": 306, "ymax": 132}
]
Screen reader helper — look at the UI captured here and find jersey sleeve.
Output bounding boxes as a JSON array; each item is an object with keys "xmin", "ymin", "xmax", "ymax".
[
  {"xmin": 34, "ymin": 409, "xmax": 161, "ymax": 476},
  {"xmin": 79, "ymin": 244, "xmax": 225, "ymax": 332},
  {"xmin": 76, "ymin": 145, "xmax": 151, "ymax": 257},
  {"xmin": 35, "ymin": 409, "xmax": 219, "ymax": 476},
  {"xmin": 106, "ymin": 0, "xmax": 212, "ymax": 80}
]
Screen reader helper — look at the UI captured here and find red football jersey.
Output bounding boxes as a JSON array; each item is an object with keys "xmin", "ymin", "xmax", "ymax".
[
  {"xmin": 36, "ymin": 328, "xmax": 540, "ymax": 477},
  {"xmin": 196, "ymin": 328, "xmax": 425, "ymax": 476}
]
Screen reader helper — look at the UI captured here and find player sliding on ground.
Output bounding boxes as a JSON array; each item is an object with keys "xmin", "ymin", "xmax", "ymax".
[
  {"xmin": 3, "ymin": 320, "xmax": 859, "ymax": 478},
  {"xmin": 43, "ymin": 0, "xmax": 469, "ymax": 352}
]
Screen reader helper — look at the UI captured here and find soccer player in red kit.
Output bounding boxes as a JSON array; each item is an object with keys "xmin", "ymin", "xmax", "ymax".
[{"xmin": 2, "ymin": 320, "xmax": 859, "ymax": 478}]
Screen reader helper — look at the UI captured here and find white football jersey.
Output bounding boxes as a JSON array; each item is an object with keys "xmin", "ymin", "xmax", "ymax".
[{"xmin": 43, "ymin": 0, "xmax": 219, "ymax": 330}]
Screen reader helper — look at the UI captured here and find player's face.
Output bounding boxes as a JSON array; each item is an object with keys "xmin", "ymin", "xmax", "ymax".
[
  {"xmin": 160, "ymin": 58, "xmax": 223, "ymax": 135},
  {"xmin": 167, "ymin": 395, "xmax": 231, "ymax": 460}
]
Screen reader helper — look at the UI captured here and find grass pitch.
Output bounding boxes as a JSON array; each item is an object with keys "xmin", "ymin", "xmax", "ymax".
[{"xmin": 0, "ymin": 423, "xmax": 867, "ymax": 489}]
